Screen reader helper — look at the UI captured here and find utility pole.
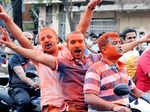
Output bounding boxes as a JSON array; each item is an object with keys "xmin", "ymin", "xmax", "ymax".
[
  {"xmin": 11, "ymin": 0, "xmax": 23, "ymax": 30},
  {"xmin": 61, "ymin": 0, "xmax": 74, "ymax": 31}
]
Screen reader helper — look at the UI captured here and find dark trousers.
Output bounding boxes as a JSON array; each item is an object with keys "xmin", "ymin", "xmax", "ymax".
[{"xmin": 9, "ymin": 87, "xmax": 31, "ymax": 112}]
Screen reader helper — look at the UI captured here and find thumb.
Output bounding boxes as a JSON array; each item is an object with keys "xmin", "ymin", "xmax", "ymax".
[
  {"xmin": 0, "ymin": 5, "xmax": 4, "ymax": 12},
  {"xmin": 0, "ymin": 39, "xmax": 7, "ymax": 45},
  {"xmin": 2, "ymin": 28, "xmax": 10, "ymax": 41}
]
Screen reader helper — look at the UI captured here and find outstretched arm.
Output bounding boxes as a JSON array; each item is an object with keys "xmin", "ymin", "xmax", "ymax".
[
  {"xmin": 76, "ymin": 0, "xmax": 102, "ymax": 35},
  {"xmin": 0, "ymin": 29, "xmax": 56, "ymax": 70},
  {"xmin": 85, "ymin": 93, "xmax": 131, "ymax": 111},
  {"xmin": 0, "ymin": 5, "xmax": 33, "ymax": 49},
  {"xmin": 121, "ymin": 33, "xmax": 150, "ymax": 53},
  {"xmin": 13, "ymin": 66, "xmax": 39, "ymax": 88}
]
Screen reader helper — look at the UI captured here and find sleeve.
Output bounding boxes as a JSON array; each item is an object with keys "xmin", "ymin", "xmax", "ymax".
[
  {"xmin": 9, "ymin": 54, "xmax": 22, "ymax": 69},
  {"xmin": 55, "ymin": 57, "xmax": 60, "ymax": 71},
  {"xmin": 119, "ymin": 54, "xmax": 127, "ymax": 64},
  {"xmin": 31, "ymin": 47, "xmax": 41, "ymax": 66},
  {"xmin": 139, "ymin": 52, "xmax": 150, "ymax": 75},
  {"xmin": 56, "ymin": 57, "xmax": 66, "ymax": 73},
  {"xmin": 84, "ymin": 65, "xmax": 100, "ymax": 95}
]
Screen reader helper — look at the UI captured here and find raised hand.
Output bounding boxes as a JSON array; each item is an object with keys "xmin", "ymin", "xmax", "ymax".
[
  {"xmin": 0, "ymin": 5, "xmax": 11, "ymax": 23},
  {"xmin": 88, "ymin": 0, "xmax": 102, "ymax": 8},
  {"xmin": 0, "ymin": 27, "xmax": 13, "ymax": 47}
]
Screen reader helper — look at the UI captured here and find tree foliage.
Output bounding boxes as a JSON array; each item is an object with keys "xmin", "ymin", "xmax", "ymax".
[
  {"xmin": 0, "ymin": 0, "xmax": 9, "ymax": 5},
  {"xmin": 0, "ymin": 0, "xmax": 9, "ymax": 3},
  {"xmin": 29, "ymin": 5, "xmax": 39, "ymax": 30}
]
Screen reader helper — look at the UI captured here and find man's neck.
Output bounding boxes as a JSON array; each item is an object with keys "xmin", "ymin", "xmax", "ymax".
[
  {"xmin": 103, "ymin": 56, "xmax": 119, "ymax": 65},
  {"xmin": 52, "ymin": 50, "xmax": 58, "ymax": 57}
]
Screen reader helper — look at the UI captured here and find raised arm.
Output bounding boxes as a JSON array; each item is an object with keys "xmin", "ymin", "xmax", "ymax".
[
  {"xmin": 13, "ymin": 65, "xmax": 39, "ymax": 88},
  {"xmin": 121, "ymin": 33, "xmax": 150, "ymax": 53},
  {"xmin": 0, "ymin": 30, "xmax": 56, "ymax": 70},
  {"xmin": 11, "ymin": 45, "xmax": 57, "ymax": 70},
  {"xmin": 0, "ymin": 5, "xmax": 33, "ymax": 49},
  {"xmin": 76, "ymin": 0, "xmax": 102, "ymax": 35}
]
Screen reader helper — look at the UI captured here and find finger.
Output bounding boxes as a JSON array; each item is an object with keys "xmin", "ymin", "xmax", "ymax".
[
  {"xmin": 0, "ymin": 26, "xmax": 3, "ymax": 32},
  {"xmin": 1, "ymin": 30, "xmax": 6, "ymax": 41},
  {"xmin": 0, "ymin": 5, "xmax": 2, "ymax": 12},
  {"xmin": 0, "ymin": 39, "xmax": 5, "ymax": 44},
  {"xmin": 97, "ymin": 0, "xmax": 102, "ymax": 5},
  {"xmin": 2, "ymin": 28, "xmax": 9, "ymax": 41},
  {"xmin": 0, "ymin": 39, "xmax": 9, "ymax": 47},
  {"xmin": 0, "ymin": 5, "xmax": 4, "ymax": 12}
]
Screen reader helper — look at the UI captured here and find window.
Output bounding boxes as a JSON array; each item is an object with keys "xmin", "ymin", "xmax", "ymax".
[{"xmin": 88, "ymin": 18, "xmax": 117, "ymax": 34}]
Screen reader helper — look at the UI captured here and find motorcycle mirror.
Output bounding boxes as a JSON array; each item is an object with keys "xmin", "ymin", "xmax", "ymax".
[{"xmin": 114, "ymin": 83, "xmax": 130, "ymax": 96}]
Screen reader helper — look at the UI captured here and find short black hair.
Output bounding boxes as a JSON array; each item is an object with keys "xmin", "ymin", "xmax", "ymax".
[
  {"xmin": 98, "ymin": 32, "xmax": 105, "ymax": 38},
  {"xmin": 122, "ymin": 29, "xmax": 137, "ymax": 40},
  {"xmin": 33, "ymin": 30, "xmax": 38, "ymax": 35},
  {"xmin": 89, "ymin": 33, "xmax": 98, "ymax": 39}
]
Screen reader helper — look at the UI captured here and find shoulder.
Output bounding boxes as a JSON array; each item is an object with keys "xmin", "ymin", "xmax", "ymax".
[
  {"xmin": 87, "ymin": 53, "xmax": 102, "ymax": 62},
  {"xmin": 87, "ymin": 61, "xmax": 104, "ymax": 74},
  {"xmin": 139, "ymin": 49, "xmax": 150, "ymax": 61}
]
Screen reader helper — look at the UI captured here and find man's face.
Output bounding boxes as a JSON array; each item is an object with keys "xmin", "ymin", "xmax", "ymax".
[
  {"xmin": 103, "ymin": 37, "xmax": 122, "ymax": 60},
  {"xmin": 67, "ymin": 33, "xmax": 86, "ymax": 59},
  {"xmin": 39, "ymin": 30, "xmax": 58, "ymax": 54},
  {"xmin": 125, "ymin": 32, "xmax": 136, "ymax": 43}
]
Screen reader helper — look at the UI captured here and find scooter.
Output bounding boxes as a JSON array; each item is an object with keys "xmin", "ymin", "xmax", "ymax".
[
  {"xmin": 114, "ymin": 83, "xmax": 150, "ymax": 112},
  {"xmin": 0, "ymin": 86, "xmax": 41, "ymax": 112},
  {"xmin": 0, "ymin": 69, "xmax": 41, "ymax": 112}
]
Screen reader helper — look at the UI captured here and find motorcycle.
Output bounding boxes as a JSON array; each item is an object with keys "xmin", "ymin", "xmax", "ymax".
[
  {"xmin": 0, "ymin": 66, "xmax": 41, "ymax": 112},
  {"xmin": 114, "ymin": 83, "xmax": 150, "ymax": 112}
]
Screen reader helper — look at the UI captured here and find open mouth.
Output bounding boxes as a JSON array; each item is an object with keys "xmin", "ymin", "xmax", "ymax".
[
  {"xmin": 45, "ymin": 43, "xmax": 52, "ymax": 48},
  {"xmin": 74, "ymin": 49, "xmax": 82, "ymax": 53}
]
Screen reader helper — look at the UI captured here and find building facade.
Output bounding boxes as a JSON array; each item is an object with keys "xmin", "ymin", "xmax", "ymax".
[{"xmin": 23, "ymin": 0, "xmax": 150, "ymax": 39}]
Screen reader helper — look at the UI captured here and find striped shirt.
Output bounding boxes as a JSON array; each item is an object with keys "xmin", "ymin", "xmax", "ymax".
[
  {"xmin": 84, "ymin": 57, "xmax": 135, "ymax": 111},
  {"xmin": 57, "ymin": 53, "xmax": 102, "ymax": 110}
]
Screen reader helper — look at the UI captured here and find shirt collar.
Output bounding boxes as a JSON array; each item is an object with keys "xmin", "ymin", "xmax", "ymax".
[
  {"xmin": 101, "ymin": 55, "xmax": 125, "ymax": 71},
  {"xmin": 72, "ymin": 55, "xmax": 87, "ymax": 64}
]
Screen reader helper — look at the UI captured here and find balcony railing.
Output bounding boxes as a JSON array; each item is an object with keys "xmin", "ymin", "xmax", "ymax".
[
  {"xmin": 24, "ymin": 0, "xmax": 87, "ymax": 4},
  {"xmin": 24, "ymin": 0, "xmax": 60, "ymax": 4}
]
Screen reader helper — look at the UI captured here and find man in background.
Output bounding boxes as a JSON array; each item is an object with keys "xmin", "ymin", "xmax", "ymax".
[{"xmin": 119, "ymin": 29, "xmax": 139, "ymax": 81}]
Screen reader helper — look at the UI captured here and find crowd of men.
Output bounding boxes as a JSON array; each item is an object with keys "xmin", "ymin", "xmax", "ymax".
[{"xmin": 0, "ymin": 0, "xmax": 150, "ymax": 112}]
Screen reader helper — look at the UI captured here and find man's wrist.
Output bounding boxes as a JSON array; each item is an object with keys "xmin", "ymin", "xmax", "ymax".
[
  {"xmin": 111, "ymin": 104, "xmax": 117, "ymax": 111},
  {"xmin": 4, "ymin": 16, "xmax": 12, "ymax": 24},
  {"xmin": 88, "ymin": 6, "xmax": 95, "ymax": 10},
  {"xmin": 30, "ymin": 81, "xmax": 35, "ymax": 87},
  {"xmin": 137, "ymin": 39, "xmax": 144, "ymax": 44}
]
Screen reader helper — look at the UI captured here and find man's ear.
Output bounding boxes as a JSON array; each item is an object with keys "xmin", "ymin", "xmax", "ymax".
[
  {"xmin": 56, "ymin": 37, "xmax": 59, "ymax": 44},
  {"xmin": 66, "ymin": 42, "xmax": 69, "ymax": 49}
]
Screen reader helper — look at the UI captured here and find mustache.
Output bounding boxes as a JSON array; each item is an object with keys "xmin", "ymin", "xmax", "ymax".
[{"xmin": 44, "ymin": 43, "xmax": 52, "ymax": 47}]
